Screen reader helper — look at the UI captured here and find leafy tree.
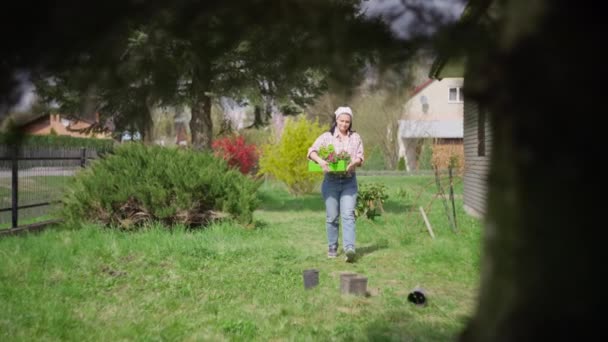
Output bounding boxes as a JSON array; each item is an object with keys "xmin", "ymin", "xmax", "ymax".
[
  {"xmin": 25, "ymin": 1, "xmax": 409, "ymax": 151},
  {"xmin": 442, "ymin": 0, "xmax": 603, "ymax": 340}
]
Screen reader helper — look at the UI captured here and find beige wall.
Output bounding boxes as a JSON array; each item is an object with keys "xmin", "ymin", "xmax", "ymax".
[
  {"xmin": 398, "ymin": 78, "xmax": 464, "ymax": 170},
  {"xmin": 402, "ymin": 77, "xmax": 464, "ymax": 121}
]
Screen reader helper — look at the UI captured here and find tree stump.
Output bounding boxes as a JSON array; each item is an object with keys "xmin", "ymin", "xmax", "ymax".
[
  {"xmin": 340, "ymin": 272, "xmax": 368, "ymax": 295},
  {"xmin": 303, "ymin": 269, "xmax": 319, "ymax": 289}
]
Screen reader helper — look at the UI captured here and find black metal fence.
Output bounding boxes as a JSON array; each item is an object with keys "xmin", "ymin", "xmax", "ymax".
[{"xmin": 0, "ymin": 145, "xmax": 100, "ymax": 231}]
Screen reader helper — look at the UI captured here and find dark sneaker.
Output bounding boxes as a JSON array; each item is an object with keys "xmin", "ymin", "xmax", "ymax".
[
  {"xmin": 328, "ymin": 245, "xmax": 338, "ymax": 258},
  {"xmin": 345, "ymin": 247, "xmax": 356, "ymax": 262}
]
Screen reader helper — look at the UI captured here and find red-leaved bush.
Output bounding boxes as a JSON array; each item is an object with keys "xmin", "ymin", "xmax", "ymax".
[{"xmin": 212, "ymin": 135, "xmax": 259, "ymax": 174}]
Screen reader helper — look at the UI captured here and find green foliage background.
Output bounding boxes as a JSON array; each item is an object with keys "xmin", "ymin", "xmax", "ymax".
[
  {"xmin": 258, "ymin": 116, "xmax": 326, "ymax": 195},
  {"xmin": 0, "ymin": 134, "xmax": 116, "ymax": 152}
]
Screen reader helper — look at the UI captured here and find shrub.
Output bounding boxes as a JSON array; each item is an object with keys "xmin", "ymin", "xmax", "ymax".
[
  {"xmin": 397, "ymin": 156, "xmax": 406, "ymax": 171},
  {"xmin": 61, "ymin": 143, "xmax": 261, "ymax": 230},
  {"xmin": 212, "ymin": 134, "xmax": 259, "ymax": 174},
  {"xmin": 418, "ymin": 138, "xmax": 434, "ymax": 170},
  {"xmin": 258, "ymin": 116, "xmax": 325, "ymax": 195},
  {"xmin": 356, "ymin": 182, "xmax": 389, "ymax": 220}
]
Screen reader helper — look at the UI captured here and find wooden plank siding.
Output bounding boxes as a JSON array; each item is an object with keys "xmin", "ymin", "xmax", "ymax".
[{"xmin": 463, "ymin": 100, "xmax": 492, "ymax": 218}]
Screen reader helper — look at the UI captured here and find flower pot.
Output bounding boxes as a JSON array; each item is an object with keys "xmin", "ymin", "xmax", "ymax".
[
  {"xmin": 407, "ymin": 287, "xmax": 427, "ymax": 306},
  {"xmin": 303, "ymin": 269, "xmax": 319, "ymax": 289},
  {"xmin": 308, "ymin": 160, "xmax": 347, "ymax": 172}
]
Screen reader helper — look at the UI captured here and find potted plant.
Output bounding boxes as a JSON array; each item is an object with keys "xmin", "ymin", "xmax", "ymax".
[{"xmin": 308, "ymin": 144, "xmax": 351, "ymax": 172}]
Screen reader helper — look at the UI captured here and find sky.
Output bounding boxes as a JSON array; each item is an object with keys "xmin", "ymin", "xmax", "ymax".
[
  {"xmin": 11, "ymin": 72, "xmax": 36, "ymax": 112},
  {"xmin": 361, "ymin": 0, "xmax": 466, "ymax": 39}
]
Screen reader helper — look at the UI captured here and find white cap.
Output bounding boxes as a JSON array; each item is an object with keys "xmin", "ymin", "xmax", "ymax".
[{"xmin": 334, "ymin": 106, "xmax": 353, "ymax": 118}]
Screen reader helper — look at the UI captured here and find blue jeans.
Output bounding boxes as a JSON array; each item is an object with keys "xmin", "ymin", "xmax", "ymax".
[{"xmin": 321, "ymin": 173, "xmax": 358, "ymax": 251}]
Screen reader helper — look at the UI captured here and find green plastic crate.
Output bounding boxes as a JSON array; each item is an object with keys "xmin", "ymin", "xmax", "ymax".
[{"xmin": 308, "ymin": 160, "xmax": 347, "ymax": 172}]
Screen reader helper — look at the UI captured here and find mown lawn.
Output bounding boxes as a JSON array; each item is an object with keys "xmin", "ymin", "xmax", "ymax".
[
  {"xmin": 0, "ymin": 175, "xmax": 481, "ymax": 341},
  {"xmin": 1, "ymin": 175, "xmax": 69, "ymax": 229}
]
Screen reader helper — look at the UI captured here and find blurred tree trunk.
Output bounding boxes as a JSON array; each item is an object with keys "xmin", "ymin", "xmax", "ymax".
[
  {"xmin": 190, "ymin": 65, "xmax": 213, "ymax": 150},
  {"xmin": 248, "ymin": 105, "xmax": 266, "ymax": 129},
  {"xmin": 190, "ymin": 94, "xmax": 213, "ymax": 150},
  {"xmin": 382, "ymin": 120, "xmax": 400, "ymax": 170},
  {"xmin": 460, "ymin": 0, "xmax": 602, "ymax": 340}
]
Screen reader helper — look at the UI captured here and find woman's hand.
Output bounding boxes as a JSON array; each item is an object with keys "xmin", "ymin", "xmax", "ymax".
[
  {"xmin": 310, "ymin": 151, "xmax": 331, "ymax": 173},
  {"xmin": 346, "ymin": 158, "xmax": 362, "ymax": 173},
  {"xmin": 319, "ymin": 159, "xmax": 330, "ymax": 173},
  {"xmin": 347, "ymin": 160, "xmax": 358, "ymax": 173}
]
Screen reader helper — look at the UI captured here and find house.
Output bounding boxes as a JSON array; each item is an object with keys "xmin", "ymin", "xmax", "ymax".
[
  {"xmin": 398, "ymin": 77, "xmax": 464, "ymax": 172},
  {"xmin": 19, "ymin": 113, "xmax": 113, "ymax": 139},
  {"xmin": 458, "ymin": 90, "xmax": 490, "ymax": 218},
  {"xmin": 426, "ymin": 0, "xmax": 497, "ymax": 219},
  {"xmin": 428, "ymin": 65, "xmax": 489, "ymax": 219}
]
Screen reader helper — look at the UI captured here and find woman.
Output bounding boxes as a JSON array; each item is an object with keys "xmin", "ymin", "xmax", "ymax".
[{"xmin": 307, "ymin": 106, "xmax": 364, "ymax": 262}]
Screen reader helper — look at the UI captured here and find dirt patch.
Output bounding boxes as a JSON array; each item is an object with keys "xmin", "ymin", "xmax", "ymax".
[{"xmin": 101, "ymin": 265, "xmax": 127, "ymax": 277}]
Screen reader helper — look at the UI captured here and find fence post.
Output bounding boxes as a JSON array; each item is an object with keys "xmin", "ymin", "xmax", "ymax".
[
  {"xmin": 434, "ymin": 166, "xmax": 457, "ymax": 232},
  {"xmin": 80, "ymin": 148, "xmax": 86, "ymax": 168},
  {"xmin": 448, "ymin": 166, "xmax": 458, "ymax": 230},
  {"xmin": 11, "ymin": 144, "xmax": 18, "ymax": 228}
]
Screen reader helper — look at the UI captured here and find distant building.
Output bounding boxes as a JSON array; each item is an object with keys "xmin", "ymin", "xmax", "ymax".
[
  {"xmin": 398, "ymin": 77, "xmax": 464, "ymax": 171},
  {"xmin": 19, "ymin": 113, "xmax": 113, "ymax": 139}
]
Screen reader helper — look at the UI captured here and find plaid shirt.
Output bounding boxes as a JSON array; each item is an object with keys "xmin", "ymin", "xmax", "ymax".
[{"xmin": 307, "ymin": 131, "xmax": 364, "ymax": 164}]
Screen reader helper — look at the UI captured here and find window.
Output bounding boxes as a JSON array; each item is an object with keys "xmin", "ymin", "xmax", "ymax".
[
  {"xmin": 448, "ymin": 87, "xmax": 464, "ymax": 103},
  {"xmin": 477, "ymin": 105, "xmax": 486, "ymax": 157}
]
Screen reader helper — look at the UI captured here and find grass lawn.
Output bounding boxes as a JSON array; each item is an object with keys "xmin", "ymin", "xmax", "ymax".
[
  {"xmin": 0, "ymin": 175, "xmax": 481, "ymax": 341},
  {"xmin": 1, "ymin": 175, "xmax": 69, "ymax": 229}
]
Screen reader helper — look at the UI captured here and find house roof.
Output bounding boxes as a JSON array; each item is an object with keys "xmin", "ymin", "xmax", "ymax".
[
  {"xmin": 398, "ymin": 119, "xmax": 463, "ymax": 139},
  {"xmin": 6, "ymin": 112, "xmax": 114, "ymax": 135},
  {"xmin": 410, "ymin": 79, "xmax": 434, "ymax": 97},
  {"xmin": 7, "ymin": 111, "xmax": 100, "ymax": 127}
]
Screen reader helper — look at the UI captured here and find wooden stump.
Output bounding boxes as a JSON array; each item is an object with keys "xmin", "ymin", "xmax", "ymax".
[
  {"xmin": 340, "ymin": 272, "xmax": 368, "ymax": 296},
  {"xmin": 303, "ymin": 269, "xmax": 319, "ymax": 289},
  {"xmin": 340, "ymin": 273, "xmax": 357, "ymax": 293}
]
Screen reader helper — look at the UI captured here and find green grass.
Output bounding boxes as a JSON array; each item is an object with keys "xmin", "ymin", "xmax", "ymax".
[
  {"xmin": 1, "ymin": 175, "xmax": 68, "ymax": 228},
  {"xmin": 0, "ymin": 214, "xmax": 59, "ymax": 230},
  {"xmin": 0, "ymin": 175, "xmax": 481, "ymax": 341},
  {"xmin": 0, "ymin": 175, "xmax": 70, "ymax": 201}
]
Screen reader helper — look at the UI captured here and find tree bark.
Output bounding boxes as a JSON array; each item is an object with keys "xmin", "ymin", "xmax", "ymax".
[
  {"xmin": 460, "ymin": 0, "xmax": 602, "ymax": 340},
  {"xmin": 190, "ymin": 94, "xmax": 213, "ymax": 150},
  {"xmin": 248, "ymin": 105, "xmax": 265, "ymax": 128},
  {"xmin": 142, "ymin": 109, "xmax": 153, "ymax": 145},
  {"xmin": 189, "ymin": 67, "xmax": 213, "ymax": 150}
]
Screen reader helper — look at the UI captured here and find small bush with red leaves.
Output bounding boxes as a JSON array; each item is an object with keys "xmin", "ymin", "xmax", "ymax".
[{"xmin": 212, "ymin": 135, "xmax": 259, "ymax": 174}]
